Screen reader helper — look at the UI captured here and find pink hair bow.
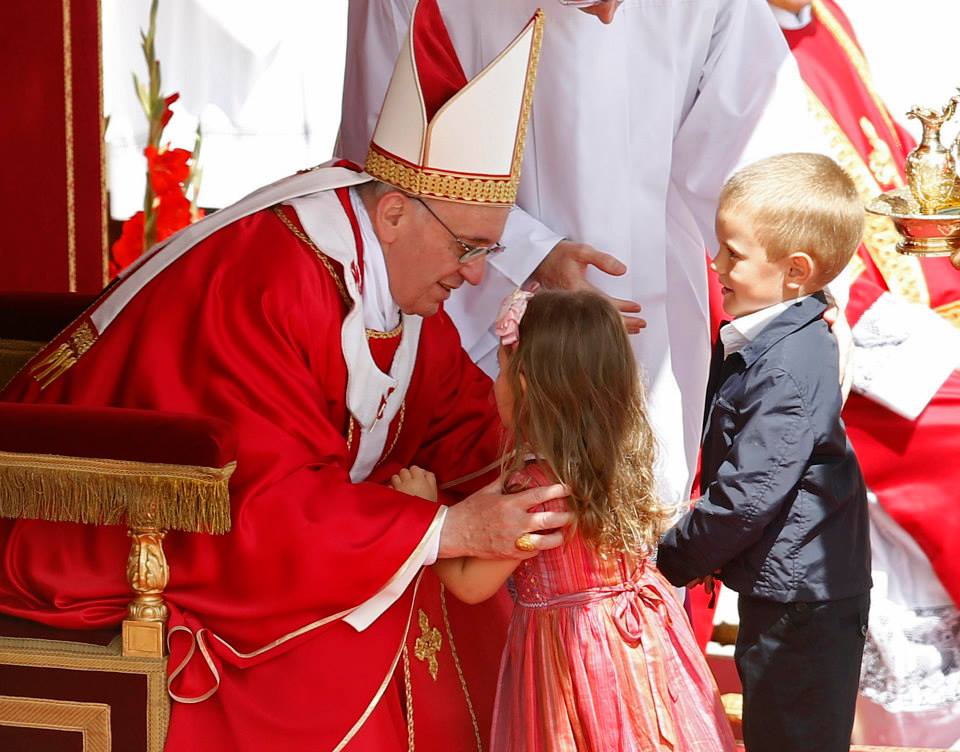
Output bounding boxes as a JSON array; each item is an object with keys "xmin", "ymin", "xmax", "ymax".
[{"xmin": 495, "ymin": 283, "xmax": 539, "ymax": 347}]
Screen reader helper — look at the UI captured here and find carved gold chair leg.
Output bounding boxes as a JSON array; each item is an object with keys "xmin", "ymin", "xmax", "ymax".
[{"xmin": 122, "ymin": 521, "xmax": 170, "ymax": 659}]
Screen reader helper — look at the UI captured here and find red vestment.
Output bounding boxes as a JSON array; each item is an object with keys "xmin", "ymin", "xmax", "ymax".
[{"xmin": 0, "ymin": 181, "xmax": 509, "ymax": 750}]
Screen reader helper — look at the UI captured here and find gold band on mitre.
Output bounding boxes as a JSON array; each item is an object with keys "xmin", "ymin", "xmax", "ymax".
[{"xmin": 365, "ymin": 147, "xmax": 521, "ymax": 206}]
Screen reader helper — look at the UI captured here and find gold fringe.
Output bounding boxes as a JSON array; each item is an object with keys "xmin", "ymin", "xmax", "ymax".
[{"xmin": 0, "ymin": 451, "xmax": 234, "ymax": 534}]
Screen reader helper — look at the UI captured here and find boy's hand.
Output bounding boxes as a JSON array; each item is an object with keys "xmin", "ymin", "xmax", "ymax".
[{"xmin": 391, "ymin": 466, "xmax": 438, "ymax": 502}]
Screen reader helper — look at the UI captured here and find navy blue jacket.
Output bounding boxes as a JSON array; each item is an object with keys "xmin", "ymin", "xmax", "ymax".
[{"xmin": 657, "ymin": 293, "xmax": 871, "ymax": 602}]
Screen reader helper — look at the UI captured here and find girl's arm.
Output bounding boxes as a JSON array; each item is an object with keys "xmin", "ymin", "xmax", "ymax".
[
  {"xmin": 391, "ymin": 466, "xmax": 521, "ymax": 604},
  {"xmin": 434, "ymin": 557, "xmax": 520, "ymax": 605}
]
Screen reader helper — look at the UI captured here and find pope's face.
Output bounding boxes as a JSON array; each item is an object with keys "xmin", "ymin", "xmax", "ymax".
[
  {"xmin": 384, "ymin": 197, "xmax": 509, "ymax": 317},
  {"xmin": 767, "ymin": 0, "xmax": 811, "ymax": 13}
]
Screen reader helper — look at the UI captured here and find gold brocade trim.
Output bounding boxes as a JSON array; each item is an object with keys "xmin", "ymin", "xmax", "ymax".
[
  {"xmin": 859, "ymin": 117, "xmax": 903, "ymax": 190},
  {"xmin": 402, "ymin": 646, "xmax": 415, "ymax": 751},
  {"xmin": 272, "ymin": 205, "xmax": 352, "ymax": 307},
  {"xmin": 0, "ymin": 635, "xmax": 169, "ymax": 752},
  {"xmin": 0, "ymin": 451, "xmax": 235, "ymax": 534},
  {"xmin": 439, "ymin": 458, "xmax": 501, "ymax": 492},
  {"xmin": 812, "ymin": 0, "xmax": 903, "ymax": 153},
  {"xmin": 507, "ymin": 10, "xmax": 543, "ymax": 205},
  {"xmin": 62, "ymin": 0, "xmax": 77, "ymax": 291},
  {"xmin": 0, "ymin": 696, "xmax": 110, "ymax": 752},
  {"xmin": 30, "ymin": 321, "xmax": 97, "ymax": 390},
  {"xmin": 365, "ymin": 150, "xmax": 520, "ymax": 206},
  {"xmin": 440, "ymin": 586, "xmax": 483, "ymax": 752},
  {"xmin": 805, "ymin": 86, "xmax": 930, "ymax": 307},
  {"xmin": 936, "ymin": 300, "xmax": 960, "ymax": 329},
  {"xmin": 367, "ymin": 323, "xmax": 403, "ymax": 339}
]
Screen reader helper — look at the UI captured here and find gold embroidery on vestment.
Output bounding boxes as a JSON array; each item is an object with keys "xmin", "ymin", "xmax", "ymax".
[
  {"xmin": 812, "ymin": 0, "xmax": 903, "ymax": 152},
  {"xmin": 860, "ymin": 117, "xmax": 902, "ymax": 189},
  {"xmin": 805, "ymin": 87, "xmax": 930, "ymax": 306},
  {"xmin": 413, "ymin": 609, "xmax": 442, "ymax": 681},
  {"xmin": 29, "ymin": 321, "xmax": 97, "ymax": 390}
]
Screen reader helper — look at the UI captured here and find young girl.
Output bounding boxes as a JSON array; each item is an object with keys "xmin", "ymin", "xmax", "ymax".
[{"xmin": 392, "ymin": 289, "xmax": 734, "ymax": 751}]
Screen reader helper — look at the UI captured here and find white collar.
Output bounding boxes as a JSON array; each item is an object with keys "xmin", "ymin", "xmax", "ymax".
[
  {"xmin": 720, "ymin": 297, "xmax": 808, "ymax": 358},
  {"xmin": 770, "ymin": 5, "xmax": 813, "ymax": 31},
  {"xmin": 349, "ymin": 187, "xmax": 401, "ymax": 332}
]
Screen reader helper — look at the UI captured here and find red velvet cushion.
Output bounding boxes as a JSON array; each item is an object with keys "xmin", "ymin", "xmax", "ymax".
[
  {"xmin": 0, "ymin": 403, "xmax": 237, "ymax": 468},
  {"xmin": 0, "ymin": 291, "xmax": 100, "ymax": 341}
]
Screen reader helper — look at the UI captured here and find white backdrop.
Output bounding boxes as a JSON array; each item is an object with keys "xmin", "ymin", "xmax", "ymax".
[
  {"xmin": 103, "ymin": 0, "xmax": 348, "ymax": 218},
  {"xmin": 102, "ymin": 1, "xmax": 960, "ymax": 219}
]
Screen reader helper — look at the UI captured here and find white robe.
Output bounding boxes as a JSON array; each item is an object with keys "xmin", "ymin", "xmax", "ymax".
[{"xmin": 340, "ymin": 0, "xmax": 823, "ymax": 505}]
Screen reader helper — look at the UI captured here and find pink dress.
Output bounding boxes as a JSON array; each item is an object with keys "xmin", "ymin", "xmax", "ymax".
[{"xmin": 490, "ymin": 465, "xmax": 735, "ymax": 751}]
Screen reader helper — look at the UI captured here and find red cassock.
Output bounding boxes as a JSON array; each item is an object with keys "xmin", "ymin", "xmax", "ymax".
[{"xmin": 0, "ymin": 185, "xmax": 510, "ymax": 750}]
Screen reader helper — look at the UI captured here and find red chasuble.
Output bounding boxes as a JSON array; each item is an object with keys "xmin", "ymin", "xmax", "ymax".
[
  {"xmin": 787, "ymin": 0, "xmax": 960, "ymax": 606},
  {"xmin": 0, "ymin": 188, "xmax": 509, "ymax": 750}
]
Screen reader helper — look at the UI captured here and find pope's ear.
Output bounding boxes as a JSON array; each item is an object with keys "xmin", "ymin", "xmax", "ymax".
[
  {"xmin": 785, "ymin": 251, "xmax": 816, "ymax": 290},
  {"xmin": 371, "ymin": 191, "xmax": 410, "ymax": 244}
]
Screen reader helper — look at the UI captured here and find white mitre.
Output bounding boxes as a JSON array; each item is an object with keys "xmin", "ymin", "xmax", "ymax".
[{"xmin": 365, "ymin": 0, "xmax": 544, "ymax": 206}]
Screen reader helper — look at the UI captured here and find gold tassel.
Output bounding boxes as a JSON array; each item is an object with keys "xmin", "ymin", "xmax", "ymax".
[
  {"xmin": 0, "ymin": 451, "xmax": 234, "ymax": 534},
  {"xmin": 29, "ymin": 322, "xmax": 97, "ymax": 391}
]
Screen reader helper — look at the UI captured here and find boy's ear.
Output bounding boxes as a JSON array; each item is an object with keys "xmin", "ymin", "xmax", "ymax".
[{"xmin": 784, "ymin": 251, "xmax": 816, "ymax": 291}]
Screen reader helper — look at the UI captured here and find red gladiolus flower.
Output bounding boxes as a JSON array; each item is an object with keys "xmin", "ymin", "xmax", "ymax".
[
  {"xmin": 145, "ymin": 145, "xmax": 191, "ymax": 195},
  {"xmin": 109, "ymin": 211, "xmax": 146, "ymax": 278},
  {"xmin": 161, "ymin": 92, "xmax": 180, "ymax": 129},
  {"xmin": 154, "ymin": 189, "xmax": 192, "ymax": 242}
]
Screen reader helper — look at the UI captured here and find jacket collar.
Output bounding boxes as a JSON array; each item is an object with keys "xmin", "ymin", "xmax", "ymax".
[{"xmin": 735, "ymin": 291, "xmax": 829, "ymax": 369}]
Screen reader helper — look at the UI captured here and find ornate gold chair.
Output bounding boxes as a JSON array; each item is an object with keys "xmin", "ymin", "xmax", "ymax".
[{"xmin": 0, "ymin": 293, "xmax": 236, "ymax": 751}]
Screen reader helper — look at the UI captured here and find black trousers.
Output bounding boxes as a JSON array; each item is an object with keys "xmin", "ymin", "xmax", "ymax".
[{"xmin": 734, "ymin": 592, "xmax": 870, "ymax": 752}]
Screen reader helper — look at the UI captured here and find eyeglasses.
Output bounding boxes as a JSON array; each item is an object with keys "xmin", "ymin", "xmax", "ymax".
[{"xmin": 413, "ymin": 197, "xmax": 505, "ymax": 264}]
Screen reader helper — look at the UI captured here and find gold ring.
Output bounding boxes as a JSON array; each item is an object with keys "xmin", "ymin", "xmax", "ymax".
[{"xmin": 514, "ymin": 533, "xmax": 537, "ymax": 552}]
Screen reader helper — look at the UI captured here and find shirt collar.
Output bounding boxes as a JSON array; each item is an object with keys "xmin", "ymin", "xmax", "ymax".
[
  {"xmin": 770, "ymin": 5, "xmax": 813, "ymax": 30},
  {"xmin": 349, "ymin": 187, "xmax": 401, "ymax": 332},
  {"xmin": 720, "ymin": 296, "xmax": 808, "ymax": 359}
]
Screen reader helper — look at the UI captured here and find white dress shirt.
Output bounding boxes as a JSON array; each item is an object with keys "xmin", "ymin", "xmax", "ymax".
[{"xmin": 719, "ymin": 297, "xmax": 808, "ymax": 359}]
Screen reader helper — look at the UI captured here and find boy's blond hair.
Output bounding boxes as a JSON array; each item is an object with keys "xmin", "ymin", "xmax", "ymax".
[{"xmin": 719, "ymin": 153, "xmax": 864, "ymax": 284}]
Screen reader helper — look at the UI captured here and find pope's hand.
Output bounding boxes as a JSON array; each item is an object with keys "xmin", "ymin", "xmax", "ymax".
[
  {"xmin": 532, "ymin": 240, "xmax": 645, "ymax": 334},
  {"xmin": 438, "ymin": 477, "xmax": 573, "ymax": 560},
  {"xmin": 822, "ymin": 301, "xmax": 853, "ymax": 404}
]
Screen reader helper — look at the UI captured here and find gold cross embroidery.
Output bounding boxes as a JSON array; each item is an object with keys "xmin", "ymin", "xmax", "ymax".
[{"xmin": 413, "ymin": 609, "xmax": 442, "ymax": 681}]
